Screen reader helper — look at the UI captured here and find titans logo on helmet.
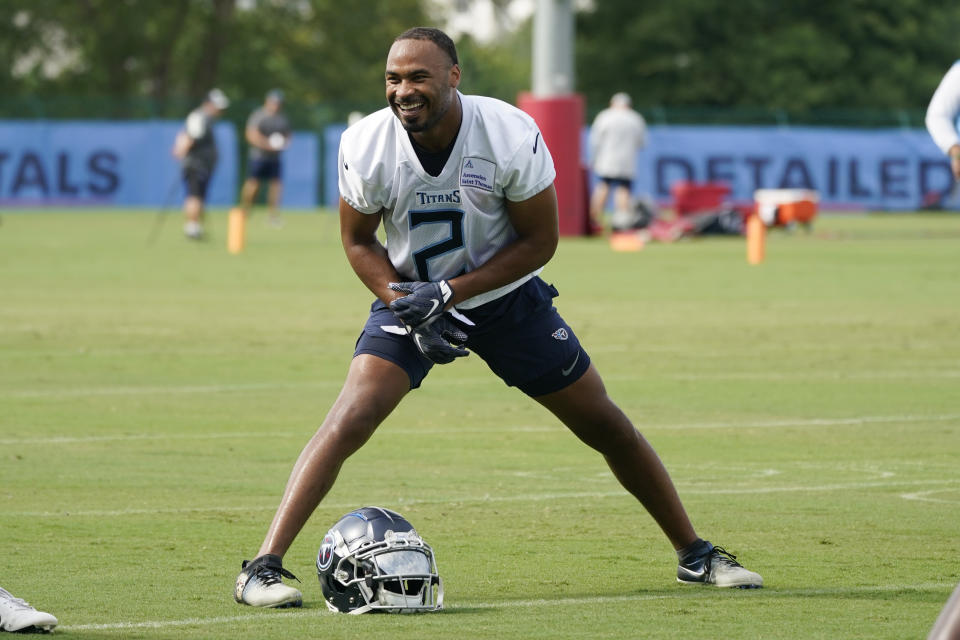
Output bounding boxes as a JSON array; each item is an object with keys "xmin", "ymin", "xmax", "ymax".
[{"xmin": 317, "ymin": 534, "xmax": 335, "ymax": 571}]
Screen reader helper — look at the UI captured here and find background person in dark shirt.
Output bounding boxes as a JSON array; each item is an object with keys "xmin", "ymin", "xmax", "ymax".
[
  {"xmin": 239, "ymin": 89, "xmax": 291, "ymax": 227},
  {"xmin": 172, "ymin": 88, "xmax": 229, "ymax": 240}
]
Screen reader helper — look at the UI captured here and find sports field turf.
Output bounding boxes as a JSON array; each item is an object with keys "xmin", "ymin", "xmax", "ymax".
[{"xmin": 2, "ymin": 209, "xmax": 959, "ymax": 639}]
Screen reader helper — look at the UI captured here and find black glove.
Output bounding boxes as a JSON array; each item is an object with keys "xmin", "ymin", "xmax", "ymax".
[
  {"xmin": 412, "ymin": 316, "xmax": 469, "ymax": 365},
  {"xmin": 389, "ymin": 280, "xmax": 453, "ymax": 329}
]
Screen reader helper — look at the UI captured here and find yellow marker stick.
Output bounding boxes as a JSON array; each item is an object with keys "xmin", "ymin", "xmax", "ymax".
[
  {"xmin": 746, "ymin": 214, "xmax": 765, "ymax": 265},
  {"xmin": 227, "ymin": 207, "xmax": 246, "ymax": 254}
]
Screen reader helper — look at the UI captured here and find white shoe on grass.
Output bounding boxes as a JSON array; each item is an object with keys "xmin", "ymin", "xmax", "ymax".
[
  {"xmin": 0, "ymin": 586, "xmax": 58, "ymax": 632},
  {"xmin": 234, "ymin": 554, "xmax": 302, "ymax": 608},
  {"xmin": 677, "ymin": 544, "xmax": 764, "ymax": 588}
]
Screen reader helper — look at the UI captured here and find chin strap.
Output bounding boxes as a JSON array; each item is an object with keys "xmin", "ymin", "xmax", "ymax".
[{"xmin": 348, "ymin": 603, "xmax": 376, "ymax": 615}]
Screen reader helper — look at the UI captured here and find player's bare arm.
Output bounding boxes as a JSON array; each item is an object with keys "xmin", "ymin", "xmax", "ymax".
[
  {"xmin": 339, "ymin": 197, "xmax": 404, "ymax": 304},
  {"xmin": 245, "ymin": 125, "xmax": 272, "ymax": 151},
  {"xmin": 447, "ymin": 183, "xmax": 559, "ymax": 307},
  {"xmin": 172, "ymin": 130, "xmax": 192, "ymax": 159}
]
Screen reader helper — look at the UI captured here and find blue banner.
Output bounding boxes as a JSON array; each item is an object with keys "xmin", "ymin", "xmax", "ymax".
[
  {"xmin": 627, "ymin": 126, "xmax": 954, "ymax": 211},
  {"xmin": 0, "ymin": 121, "xmax": 236, "ymax": 207},
  {"xmin": 0, "ymin": 121, "xmax": 318, "ymax": 208},
  {"xmin": 278, "ymin": 133, "xmax": 318, "ymax": 208},
  {"xmin": 323, "ymin": 124, "xmax": 348, "ymax": 210}
]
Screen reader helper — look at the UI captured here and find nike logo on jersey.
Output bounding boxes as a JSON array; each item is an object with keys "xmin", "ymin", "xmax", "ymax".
[
  {"xmin": 533, "ymin": 133, "xmax": 540, "ymax": 154},
  {"xmin": 561, "ymin": 352, "xmax": 579, "ymax": 376}
]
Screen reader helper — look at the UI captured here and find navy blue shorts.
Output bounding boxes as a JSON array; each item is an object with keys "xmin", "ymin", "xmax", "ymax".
[
  {"xmin": 182, "ymin": 167, "xmax": 211, "ymax": 198},
  {"xmin": 598, "ymin": 176, "xmax": 633, "ymax": 191},
  {"xmin": 248, "ymin": 158, "xmax": 282, "ymax": 181},
  {"xmin": 353, "ymin": 277, "xmax": 591, "ymax": 396}
]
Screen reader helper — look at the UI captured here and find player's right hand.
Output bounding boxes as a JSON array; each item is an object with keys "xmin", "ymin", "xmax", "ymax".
[
  {"xmin": 411, "ymin": 316, "xmax": 469, "ymax": 365},
  {"xmin": 388, "ymin": 280, "xmax": 453, "ymax": 329}
]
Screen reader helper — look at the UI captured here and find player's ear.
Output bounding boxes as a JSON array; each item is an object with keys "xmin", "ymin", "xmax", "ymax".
[{"xmin": 449, "ymin": 64, "xmax": 461, "ymax": 89}]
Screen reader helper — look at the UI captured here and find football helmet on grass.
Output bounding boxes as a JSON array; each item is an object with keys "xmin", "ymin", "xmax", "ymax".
[{"xmin": 317, "ymin": 506, "xmax": 442, "ymax": 614}]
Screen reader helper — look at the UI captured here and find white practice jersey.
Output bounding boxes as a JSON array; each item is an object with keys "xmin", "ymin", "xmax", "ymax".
[
  {"xmin": 926, "ymin": 60, "xmax": 960, "ymax": 154},
  {"xmin": 589, "ymin": 107, "xmax": 647, "ymax": 180},
  {"xmin": 338, "ymin": 92, "xmax": 556, "ymax": 309}
]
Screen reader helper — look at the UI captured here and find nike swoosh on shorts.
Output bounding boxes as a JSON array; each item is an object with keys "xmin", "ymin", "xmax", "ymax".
[{"xmin": 561, "ymin": 352, "xmax": 579, "ymax": 376}]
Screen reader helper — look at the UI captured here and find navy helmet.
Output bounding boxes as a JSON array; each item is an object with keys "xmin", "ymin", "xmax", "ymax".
[{"xmin": 317, "ymin": 506, "xmax": 442, "ymax": 614}]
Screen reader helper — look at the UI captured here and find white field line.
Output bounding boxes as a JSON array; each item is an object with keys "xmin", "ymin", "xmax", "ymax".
[
  {"xmin": 59, "ymin": 582, "xmax": 955, "ymax": 631},
  {"xmin": 4, "ymin": 412, "xmax": 960, "ymax": 446},
  {"xmin": 645, "ymin": 413, "xmax": 960, "ymax": 431},
  {"xmin": 7, "ymin": 479, "xmax": 960, "ymax": 518},
  {"xmin": 0, "ymin": 431, "xmax": 306, "ymax": 445},
  {"xmin": 5, "ymin": 368, "xmax": 960, "ymax": 399},
  {"xmin": 655, "ymin": 370, "xmax": 960, "ymax": 381},
  {"xmin": 901, "ymin": 488, "xmax": 960, "ymax": 505},
  {"xmin": 2, "ymin": 381, "xmax": 329, "ymax": 399}
]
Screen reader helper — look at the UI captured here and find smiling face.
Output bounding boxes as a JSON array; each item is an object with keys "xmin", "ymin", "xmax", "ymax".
[{"xmin": 385, "ymin": 37, "xmax": 461, "ymax": 144}]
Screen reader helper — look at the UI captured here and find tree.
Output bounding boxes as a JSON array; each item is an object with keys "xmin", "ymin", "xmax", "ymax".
[
  {"xmin": 0, "ymin": 0, "xmax": 427, "ymax": 118},
  {"xmin": 575, "ymin": 0, "xmax": 960, "ymax": 120}
]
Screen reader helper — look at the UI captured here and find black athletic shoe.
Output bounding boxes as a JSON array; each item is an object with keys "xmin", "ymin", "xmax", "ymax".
[
  {"xmin": 234, "ymin": 554, "xmax": 303, "ymax": 607},
  {"xmin": 677, "ymin": 545, "xmax": 763, "ymax": 588}
]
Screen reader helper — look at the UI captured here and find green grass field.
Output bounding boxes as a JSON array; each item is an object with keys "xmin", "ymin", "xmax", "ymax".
[{"xmin": 2, "ymin": 209, "xmax": 959, "ymax": 639}]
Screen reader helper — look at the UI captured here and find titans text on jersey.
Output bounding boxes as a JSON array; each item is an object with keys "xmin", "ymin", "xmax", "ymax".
[{"xmin": 415, "ymin": 190, "xmax": 461, "ymax": 205}]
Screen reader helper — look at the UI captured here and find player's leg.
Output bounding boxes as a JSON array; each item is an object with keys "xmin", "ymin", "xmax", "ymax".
[
  {"xmin": 259, "ymin": 354, "xmax": 409, "ymax": 558},
  {"xmin": 266, "ymin": 178, "xmax": 283, "ymax": 227},
  {"xmin": 236, "ymin": 302, "xmax": 435, "ymax": 607},
  {"xmin": 464, "ymin": 279, "xmax": 761, "ymax": 588},
  {"xmin": 240, "ymin": 177, "xmax": 260, "ymax": 216},
  {"xmin": 183, "ymin": 195, "xmax": 205, "ymax": 239},
  {"xmin": 611, "ymin": 181, "xmax": 635, "ymax": 230},
  {"xmin": 613, "ymin": 181, "xmax": 632, "ymax": 216},
  {"xmin": 182, "ymin": 168, "xmax": 210, "ymax": 239},
  {"xmin": 589, "ymin": 179, "xmax": 610, "ymax": 229},
  {"xmin": 234, "ymin": 354, "xmax": 411, "ymax": 608},
  {"xmin": 929, "ymin": 580, "xmax": 960, "ymax": 640},
  {"xmin": 534, "ymin": 364, "xmax": 698, "ymax": 549},
  {"xmin": 534, "ymin": 365, "xmax": 763, "ymax": 588}
]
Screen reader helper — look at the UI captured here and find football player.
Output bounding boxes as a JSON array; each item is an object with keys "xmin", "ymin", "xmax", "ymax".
[
  {"xmin": 234, "ymin": 27, "xmax": 762, "ymax": 609},
  {"xmin": 239, "ymin": 89, "xmax": 291, "ymax": 227},
  {"xmin": 172, "ymin": 88, "xmax": 229, "ymax": 240}
]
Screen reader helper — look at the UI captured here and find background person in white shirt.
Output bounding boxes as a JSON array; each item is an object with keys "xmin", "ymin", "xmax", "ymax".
[
  {"xmin": 926, "ymin": 61, "xmax": 960, "ymax": 181},
  {"xmin": 589, "ymin": 92, "xmax": 648, "ymax": 231}
]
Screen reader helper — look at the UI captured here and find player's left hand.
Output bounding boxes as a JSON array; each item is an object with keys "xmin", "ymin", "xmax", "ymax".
[
  {"xmin": 412, "ymin": 316, "xmax": 469, "ymax": 364},
  {"xmin": 388, "ymin": 280, "xmax": 453, "ymax": 328}
]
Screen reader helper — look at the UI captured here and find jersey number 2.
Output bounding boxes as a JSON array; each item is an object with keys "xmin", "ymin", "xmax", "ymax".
[{"xmin": 409, "ymin": 210, "xmax": 465, "ymax": 281}]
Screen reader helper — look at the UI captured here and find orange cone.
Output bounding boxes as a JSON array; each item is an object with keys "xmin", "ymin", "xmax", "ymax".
[
  {"xmin": 227, "ymin": 207, "xmax": 246, "ymax": 254},
  {"xmin": 746, "ymin": 214, "xmax": 765, "ymax": 265}
]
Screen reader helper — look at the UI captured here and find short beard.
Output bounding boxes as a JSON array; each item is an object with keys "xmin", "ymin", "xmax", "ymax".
[{"xmin": 395, "ymin": 91, "xmax": 452, "ymax": 133}]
